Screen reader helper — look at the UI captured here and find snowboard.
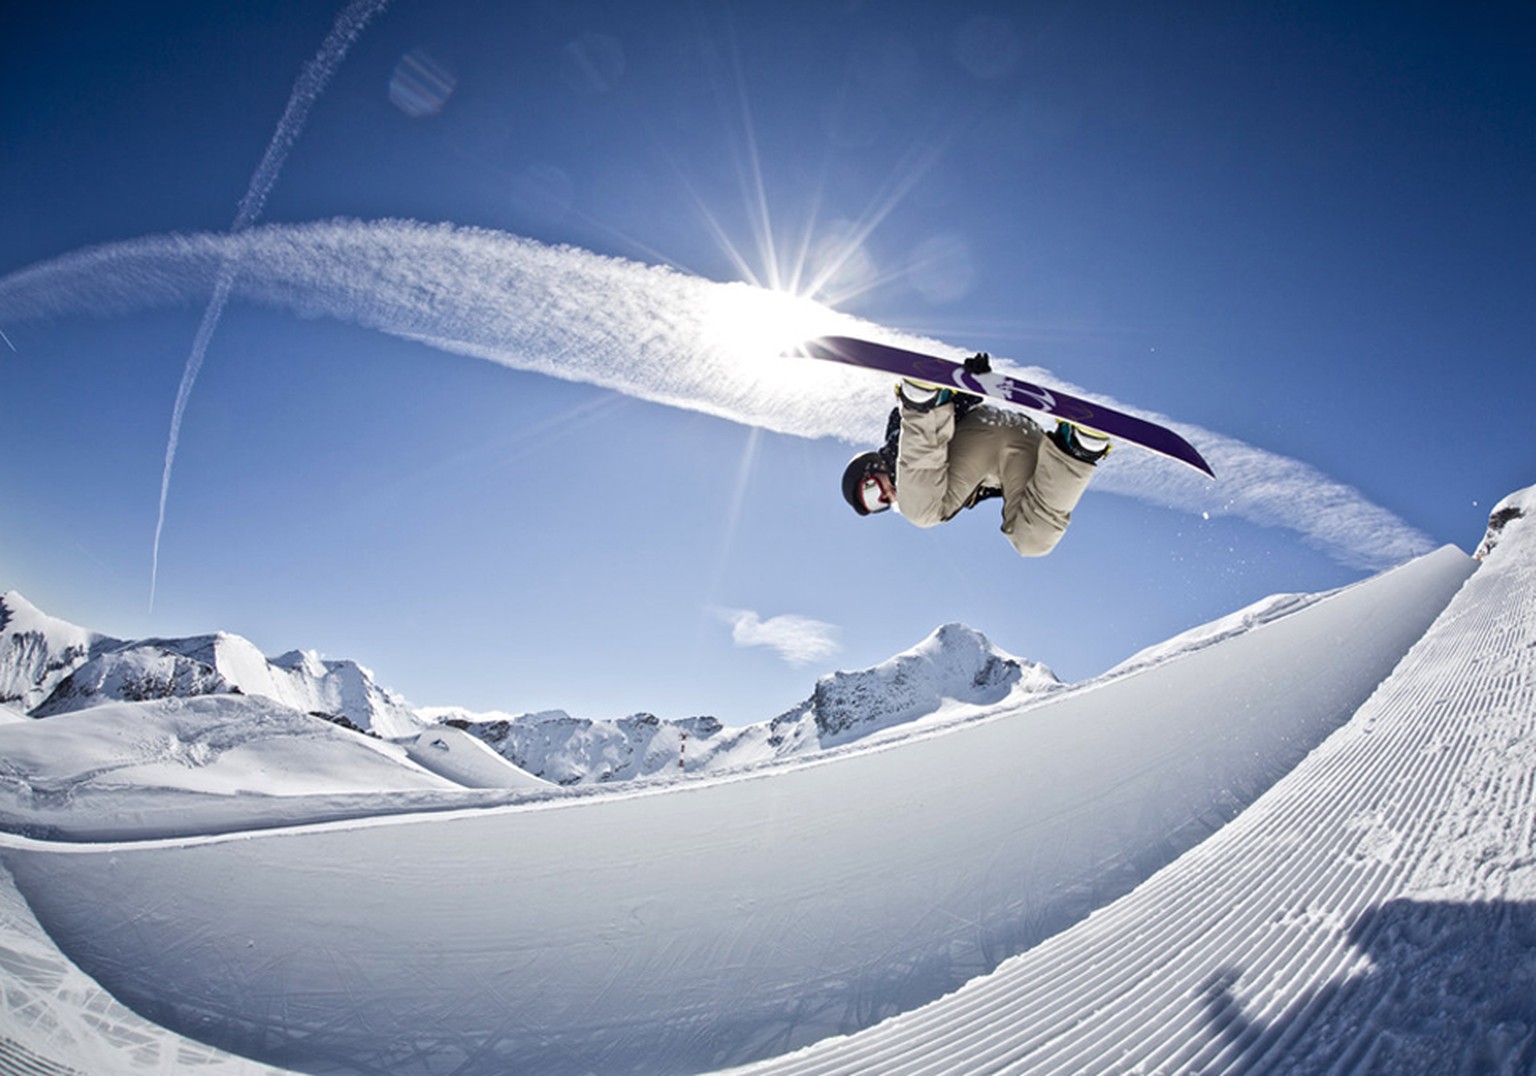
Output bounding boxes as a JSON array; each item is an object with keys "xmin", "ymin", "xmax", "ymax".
[{"xmin": 797, "ymin": 336, "xmax": 1215, "ymax": 478}]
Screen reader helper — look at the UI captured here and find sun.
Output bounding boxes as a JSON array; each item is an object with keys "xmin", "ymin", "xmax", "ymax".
[
  {"xmin": 694, "ymin": 278, "xmax": 871, "ymax": 409},
  {"xmin": 672, "ymin": 34, "xmax": 952, "ymax": 403},
  {"xmin": 699, "ymin": 281, "xmax": 844, "ymax": 362}
]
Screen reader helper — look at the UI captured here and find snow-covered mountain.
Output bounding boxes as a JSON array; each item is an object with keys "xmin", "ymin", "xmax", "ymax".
[
  {"xmin": 0, "ymin": 590, "xmax": 117, "ymax": 712},
  {"xmin": 424, "ymin": 623, "xmax": 1059, "ymax": 783},
  {"xmin": 780, "ymin": 620, "xmax": 1057, "ymax": 746},
  {"xmin": 0, "ymin": 594, "xmax": 421, "ymax": 737},
  {"xmin": 421, "ymin": 708, "xmax": 731, "ymax": 785},
  {"xmin": 0, "ymin": 608, "xmax": 1054, "ymax": 846},
  {"xmin": 4, "ymin": 590, "xmax": 1059, "ymax": 785}
]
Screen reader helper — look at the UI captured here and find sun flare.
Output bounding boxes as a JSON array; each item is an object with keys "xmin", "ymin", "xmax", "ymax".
[
  {"xmin": 695, "ymin": 280, "xmax": 865, "ymax": 407},
  {"xmin": 700, "ymin": 281, "xmax": 843, "ymax": 360}
]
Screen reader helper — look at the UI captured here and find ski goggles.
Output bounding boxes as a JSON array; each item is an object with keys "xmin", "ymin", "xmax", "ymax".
[{"xmin": 859, "ymin": 475, "xmax": 892, "ymax": 514}]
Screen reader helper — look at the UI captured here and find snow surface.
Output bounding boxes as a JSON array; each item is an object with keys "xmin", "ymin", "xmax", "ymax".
[
  {"xmin": 398, "ymin": 724, "xmax": 556, "ymax": 791},
  {"xmin": 0, "ymin": 864, "xmax": 283, "ymax": 1076},
  {"xmin": 732, "ymin": 492, "xmax": 1536, "ymax": 1075},
  {"xmin": 0, "ymin": 695, "xmax": 501, "ymax": 842},
  {"xmin": 0, "ymin": 506, "xmax": 1508, "ymax": 1072}
]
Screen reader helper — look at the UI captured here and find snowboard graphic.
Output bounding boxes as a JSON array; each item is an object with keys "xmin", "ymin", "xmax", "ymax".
[{"xmin": 798, "ymin": 335, "xmax": 1215, "ymax": 478}]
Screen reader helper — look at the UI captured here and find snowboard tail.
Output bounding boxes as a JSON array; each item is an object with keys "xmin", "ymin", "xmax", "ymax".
[{"xmin": 799, "ymin": 336, "xmax": 1214, "ymax": 478}]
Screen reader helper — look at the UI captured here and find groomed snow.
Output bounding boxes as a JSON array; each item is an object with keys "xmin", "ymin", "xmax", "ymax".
[
  {"xmin": 732, "ymin": 496, "xmax": 1535, "ymax": 1074},
  {"xmin": 0, "ymin": 535, "xmax": 1482, "ymax": 1074}
]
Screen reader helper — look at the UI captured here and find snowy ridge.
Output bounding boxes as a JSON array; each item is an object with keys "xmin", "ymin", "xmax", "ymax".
[
  {"xmin": 428, "ymin": 623, "xmax": 1057, "ymax": 783},
  {"xmin": 0, "ymin": 598, "xmax": 422, "ymax": 737},
  {"xmin": 258, "ymin": 645, "xmax": 422, "ymax": 738},
  {"xmin": 0, "ymin": 695, "xmax": 467, "ymax": 842},
  {"xmin": 34, "ymin": 633, "xmax": 424, "ymax": 738},
  {"xmin": 4, "ymin": 597, "xmax": 1052, "ymax": 783},
  {"xmin": 786, "ymin": 621, "xmax": 1056, "ymax": 748},
  {"xmin": 0, "ymin": 615, "xmax": 1079, "ymax": 843},
  {"xmin": 0, "ymin": 538, "xmax": 1476, "ymax": 1074},
  {"xmin": 398, "ymin": 725, "xmax": 556, "ymax": 791},
  {"xmin": 1102, "ymin": 589, "xmax": 1327, "ymax": 680},
  {"xmin": 1475, "ymin": 484, "xmax": 1528, "ymax": 560},
  {"xmin": 29, "ymin": 639, "xmax": 235, "ymax": 718},
  {"xmin": 0, "ymin": 592, "xmax": 117, "ymax": 713},
  {"xmin": 426, "ymin": 708, "xmax": 728, "ymax": 785}
]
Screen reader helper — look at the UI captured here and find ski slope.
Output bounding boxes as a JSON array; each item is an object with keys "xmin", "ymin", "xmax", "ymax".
[
  {"xmin": 734, "ymin": 498, "xmax": 1536, "ymax": 1074},
  {"xmin": 0, "ymin": 531, "xmax": 1494, "ymax": 1074}
]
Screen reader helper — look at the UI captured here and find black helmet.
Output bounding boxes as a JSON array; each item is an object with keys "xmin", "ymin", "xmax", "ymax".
[{"xmin": 841, "ymin": 452, "xmax": 891, "ymax": 516}]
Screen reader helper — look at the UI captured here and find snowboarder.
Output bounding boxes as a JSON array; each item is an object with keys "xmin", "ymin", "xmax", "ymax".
[{"xmin": 840, "ymin": 354, "xmax": 1109, "ymax": 557}]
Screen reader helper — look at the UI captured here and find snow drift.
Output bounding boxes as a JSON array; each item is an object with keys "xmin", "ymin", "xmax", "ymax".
[{"xmin": 0, "ymin": 541, "xmax": 1474, "ymax": 1074}]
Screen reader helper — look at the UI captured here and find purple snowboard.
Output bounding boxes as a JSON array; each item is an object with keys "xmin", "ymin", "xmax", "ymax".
[{"xmin": 799, "ymin": 336, "xmax": 1214, "ymax": 478}]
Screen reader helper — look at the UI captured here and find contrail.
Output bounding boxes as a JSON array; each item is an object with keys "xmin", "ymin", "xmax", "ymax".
[
  {"xmin": 150, "ymin": 0, "xmax": 389, "ymax": 608},
  {"xmin": 0, "ymin": 219, "xmax": 1437, "ymax": 573}
]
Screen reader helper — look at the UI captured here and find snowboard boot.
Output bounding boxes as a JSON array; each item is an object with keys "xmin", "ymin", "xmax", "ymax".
[
  {"xmin": 895, "ymin": 379, "xmax": 953, "ymax": 412},
  {"xmin": 1050, "ymin": 420, "xmax": 1112, "ymax": 464}
]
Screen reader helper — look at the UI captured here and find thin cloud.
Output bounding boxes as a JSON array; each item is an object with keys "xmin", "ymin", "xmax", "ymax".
[
  {"xmin": 722, "ymin": 609, "xmax": 842, "ymax": 666},
  {"xmin": 0, "ymin": 218, "xmax": 1435, "ymax": 572}
]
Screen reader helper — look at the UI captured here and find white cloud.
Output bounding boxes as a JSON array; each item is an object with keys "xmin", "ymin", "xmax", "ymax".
[
  {"xmin": 721, "ymin": 609, "xmax": 841, "ymax": 666},
  {"xmin": 0, "ymin": 219, "xmax": 1435, "ymax": 571}
]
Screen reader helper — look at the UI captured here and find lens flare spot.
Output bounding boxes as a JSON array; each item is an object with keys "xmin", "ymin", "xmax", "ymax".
[{"xmin": 389, "ymin": 49, "xmax": 457, "ymax": 117}]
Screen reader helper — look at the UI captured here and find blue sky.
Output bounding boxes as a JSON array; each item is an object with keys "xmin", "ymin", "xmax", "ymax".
[{"xmin": 2, "ymin": 0, "xmax": 1532, "ymax": 726}]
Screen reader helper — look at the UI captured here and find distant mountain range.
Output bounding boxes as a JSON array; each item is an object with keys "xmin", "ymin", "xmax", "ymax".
[
  {"xmin": 0, "ymin": 591, "xmax": 420, "ymax": 737},
  {"xmin": 1, "ymin": 589, "xmax": 1061, "ymax": 784}
]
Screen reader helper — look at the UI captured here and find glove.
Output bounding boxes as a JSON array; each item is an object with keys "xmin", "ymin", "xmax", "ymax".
[{"xmin": 964, "ymin": 352, "xmax": 991, "ymax": 375}]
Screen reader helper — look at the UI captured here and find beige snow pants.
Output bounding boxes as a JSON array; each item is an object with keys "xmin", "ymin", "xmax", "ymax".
[{"xmin": 895, "ymin": 404, "xmax": 1097, "ymax": 557}]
